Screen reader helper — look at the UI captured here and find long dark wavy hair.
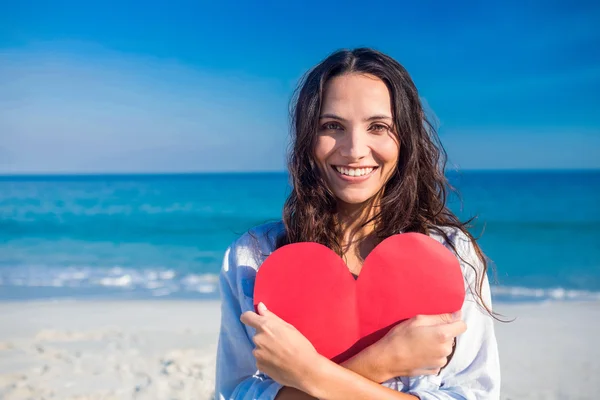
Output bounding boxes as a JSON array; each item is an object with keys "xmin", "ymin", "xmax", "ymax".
[{"xmin": 274, "ymin": 48, "xmax": 494, "ymax": 316}]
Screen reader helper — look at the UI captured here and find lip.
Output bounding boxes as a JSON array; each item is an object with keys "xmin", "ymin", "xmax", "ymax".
[{"xmin": 331, "ymin": 165, "xmax": 378, "ymax": 183}]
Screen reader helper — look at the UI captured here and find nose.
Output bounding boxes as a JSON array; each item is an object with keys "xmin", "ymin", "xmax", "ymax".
[{"xmin": 339, "ymin": 129, "xmax": 369, "ymax": 160}]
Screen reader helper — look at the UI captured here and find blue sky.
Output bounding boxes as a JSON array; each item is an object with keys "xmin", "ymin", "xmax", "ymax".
[{"xmin": 1, "ymin": 0, "xmax": 599, "ymax": 173}]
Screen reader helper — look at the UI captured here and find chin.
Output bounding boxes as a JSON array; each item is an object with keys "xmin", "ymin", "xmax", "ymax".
[{"xmin": 335, "ymin": 193, "xmax": 376, "ymax": 206}]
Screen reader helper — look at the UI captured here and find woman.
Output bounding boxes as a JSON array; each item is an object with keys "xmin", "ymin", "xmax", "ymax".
[{"xmin": 215, "ymin": 48, "xmax": 500, "ymax": 399}]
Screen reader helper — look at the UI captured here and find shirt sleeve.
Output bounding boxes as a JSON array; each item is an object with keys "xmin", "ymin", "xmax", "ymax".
[
  {"xmin": 406, "ymin": 231, "xmax": 501, "ymax": 400},
  {"xmin": 214, "ymin": 239, "xmax": 284, "ymax": 400}
]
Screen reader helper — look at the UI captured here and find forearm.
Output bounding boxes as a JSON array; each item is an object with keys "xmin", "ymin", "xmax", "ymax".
[
  {"xmin": 340, "ymin": 342, "xmax": 389, "ymax": 383},
  {"xmin": 299, "ymin": 355, "xmax": 418, "ymax": 400},
  {"xmin": 275, "ymin": 345, "xmax": 386, "ymax": 400},
  {"xmin": 275, "ymin": 345, "xmax": 389, "ymax": 400}
]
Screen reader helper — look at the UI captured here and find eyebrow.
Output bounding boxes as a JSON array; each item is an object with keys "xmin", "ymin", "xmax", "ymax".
[{"xmin": 319, "ymin": 113, "xmax": 393, "ymax": 122}]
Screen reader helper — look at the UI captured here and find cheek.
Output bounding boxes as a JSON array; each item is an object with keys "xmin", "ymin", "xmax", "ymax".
[
  {"xmin": 314, "ymin": 136, "xmax": 336, "ymax": 164},
  {"xmin": 375, "ymin": 138, "xmax": 400, "ymax": 166}
]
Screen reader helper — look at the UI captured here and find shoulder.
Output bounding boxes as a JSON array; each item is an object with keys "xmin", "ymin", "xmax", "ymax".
[
  {"xmin": 224, "ymin": 220, "xmax": 285, "ymax": 273},
  {"xmin": 220, "ymin": 220, "xmax": 285, "ymax": 301},
  {"xmin": 427, "ymin": 225, "xmax": 475, "ymax": 254}
]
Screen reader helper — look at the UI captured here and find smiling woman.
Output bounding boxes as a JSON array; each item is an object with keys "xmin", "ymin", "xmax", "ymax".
[{"xmin": 215, "ymin": 48, "xmax": 500, "ymax": 400}]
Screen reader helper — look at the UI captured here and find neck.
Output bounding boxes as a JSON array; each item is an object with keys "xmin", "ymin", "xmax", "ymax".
[{"xmin": 336, "ymin": 200, "xmax": 378, "ymax": 248}]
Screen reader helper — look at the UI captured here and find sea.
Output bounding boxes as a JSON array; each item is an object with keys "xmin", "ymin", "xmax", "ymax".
[{"xmin": 1, "ymin": 171, "xmax": 599, "ymax": 303}]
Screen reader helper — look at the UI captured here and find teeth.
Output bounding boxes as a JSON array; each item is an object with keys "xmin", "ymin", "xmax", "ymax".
[{"xmin": 335, "ymin": 166, "xmax": 374, "ymax": 177}]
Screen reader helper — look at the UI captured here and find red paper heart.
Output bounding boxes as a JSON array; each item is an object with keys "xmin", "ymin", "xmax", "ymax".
[{"xmin": 254, "ymin": 232, "xmax": 465, "ymax": 363}]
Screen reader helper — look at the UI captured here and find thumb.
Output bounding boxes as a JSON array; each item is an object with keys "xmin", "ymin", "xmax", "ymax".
[{"xmin": 438, "ymin": 310, "xmax": 462, "ymax": 324}]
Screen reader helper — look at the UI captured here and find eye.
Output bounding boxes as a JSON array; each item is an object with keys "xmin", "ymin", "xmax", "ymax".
[
  {"xmin": 370, "ymin": 123, "xmax": 389, "ymax": 133},
  {"xmin": 321, "ymin": 121, "xmax": 343, "ymax": 131}
]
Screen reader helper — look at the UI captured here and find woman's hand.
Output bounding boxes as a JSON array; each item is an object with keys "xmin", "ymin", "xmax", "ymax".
[
  {"xmin": 378, "ymin": 312, "xmax": 466, "ymax": 379},
  {"xmin": 240, "ymin": 303, "xmax": 323, "ymax": 392},
  {"xmin": 342, "ymin": 312, "xmax": 466, "ymax": 383}
]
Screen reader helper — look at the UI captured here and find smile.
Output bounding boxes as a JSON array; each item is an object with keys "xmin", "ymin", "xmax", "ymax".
[{"xmin": 332, "ymin": 165, "xmax": 378, "ymax": 182}]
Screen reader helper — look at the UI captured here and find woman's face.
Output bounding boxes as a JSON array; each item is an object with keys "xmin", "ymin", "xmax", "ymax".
[{"xmin": 314, "ymin": 73, "xmax": 399, "ymax": 209}]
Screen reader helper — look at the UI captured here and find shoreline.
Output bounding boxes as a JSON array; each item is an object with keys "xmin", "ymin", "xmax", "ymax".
[{"xmin": 1, "ymin": 299, "xmax": 598, "ymax": 399}]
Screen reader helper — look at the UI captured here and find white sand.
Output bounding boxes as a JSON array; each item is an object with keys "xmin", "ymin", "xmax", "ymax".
[
  {"xmin": 0, "ymin": 299, "xmax": 598, "ymax": 399},
  {"xmin": 494, "ymin": 301, "xmax": 600, "ymax": 400},
  {"xmin": 0, "ymin": 300, "xmax": 220, "ymax": 400}
]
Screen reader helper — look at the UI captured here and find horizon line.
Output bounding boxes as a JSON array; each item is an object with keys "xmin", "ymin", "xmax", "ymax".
[{"xmin": 1, "ymin": 167, "xmax": 599, "ymax": 178}]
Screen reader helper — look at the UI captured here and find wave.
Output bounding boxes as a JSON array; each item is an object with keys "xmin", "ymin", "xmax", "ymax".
[
  {"xmin": 2, "ymin": 265, "xmax": 600, "ymax": 303},
  {"xmin": 490, "ymin": 285, "xmax": 600, "ymax": 302},
  {"xmin": 0, "ymin": 266, "xmax": 220, "ymax": 299}
]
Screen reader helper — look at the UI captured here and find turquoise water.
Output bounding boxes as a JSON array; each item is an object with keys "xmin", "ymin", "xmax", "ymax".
[{"xmin": 0, "ymin": 171, "xmax": 599, "ymax": 302}]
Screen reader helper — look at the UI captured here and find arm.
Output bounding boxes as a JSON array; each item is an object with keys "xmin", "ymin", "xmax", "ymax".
[
  {"xmin": 288, "ymin": 357, "xmax": 421, "ymax": 400},
  {"xmin": 245, "ymin": 303, "xmax": 419, "ymax": 400},
  {"xmin": 273, "ymin": 364, "xmax": 418, "ymax": 400},
  {"xmin": 274, "ymin": 314, "xmax": 462, "ymax": 399},
  {"xmin": 273, "ymin": 337, "xmax": 410, "ymax": 400},
  {"xmin": 215, "ymin": 241, "xmax": 284, "ymax": 400},
  {"xmin": 340, "ymin": 314, "xmax": 462, "ymax": 384}
]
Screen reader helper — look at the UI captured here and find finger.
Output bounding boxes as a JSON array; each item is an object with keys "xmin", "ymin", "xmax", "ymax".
[
  {"xmin": 240, "ymin": 311, "xmax": 262, "ymax": 328},
  {"xmin": 257, "ymin": 302, "xmax": 268, "ymax": 316},
  {"xmin": 422, "ymin": 321, "xmax": 464, "ymax": 343},
  {"xmin": 436, "ymin": 310, "xmax": 463, "ymax": 324},
  {"xmin": 413, "ymin": 313, "xmax": 458, "ymax": 327},
  {"xmin": 439, "ymin": 320, "xmax": 467, "ymax": 339},
  {"xmin": 256, "ymin": 302, "xmax": 282, "ymax": 321},
  {"xmin": 412, "ymin": 314, "xmax": 445, "ymax": 327},
  {"xmin": 437, "ymin": 313, "xmax": 456, "ymax": 324}
]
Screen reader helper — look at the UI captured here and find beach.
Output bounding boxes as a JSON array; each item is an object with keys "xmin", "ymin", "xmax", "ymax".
[
  {"xmin": 1, "ymin": 299, "xmax": 598, "ymax": 400},
  {"xmin": 1, "ymin": 171, "xmax": 599, "ymax": 399}
]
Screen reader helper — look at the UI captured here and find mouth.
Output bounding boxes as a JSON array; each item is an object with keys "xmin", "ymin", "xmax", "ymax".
[{"xmin": 331, "ymin": 165, "xmax": 378, "ymax": 182}]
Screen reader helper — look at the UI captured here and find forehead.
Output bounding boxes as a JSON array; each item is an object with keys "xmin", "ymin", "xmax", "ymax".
[{"xmin": 321, "ymin": 73, "xmax": 392, "ymax": 116}]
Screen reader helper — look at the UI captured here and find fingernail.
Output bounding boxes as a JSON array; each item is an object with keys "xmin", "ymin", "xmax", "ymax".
[{"xmin": 258, "ymin": 302, "xmax": 267, "ymax": 312}]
